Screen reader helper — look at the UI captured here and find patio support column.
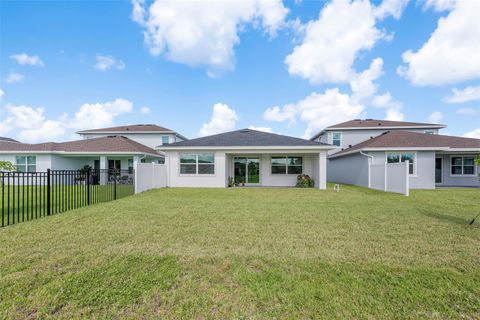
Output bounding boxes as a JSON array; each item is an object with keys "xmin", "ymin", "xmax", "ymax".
[
  {"xmin": 318, "ymin": 152, "xmax": 327, "ymax": 190},
  {"xmin": 100, "ymin": 155, "xmax": 107, "ymax": 185}
]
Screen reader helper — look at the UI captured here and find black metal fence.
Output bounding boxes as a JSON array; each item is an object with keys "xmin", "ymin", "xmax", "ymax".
[{"xmin": 0, "ymin": 169, "xmax": 134, "ymax": 227}]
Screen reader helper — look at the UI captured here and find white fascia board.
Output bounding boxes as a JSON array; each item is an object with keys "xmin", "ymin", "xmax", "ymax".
[
  {"xmin": 157, "ymin": 145, "xmax": 334, "ymax": 152},
  {"xmin": 363, "ymin": 147, "xmax": 448, "ymax": 151},
  {"xmin": 324, "ymin": 125, "xmax": 445, "ymax": 131},
  {"xmin": 0, "ymin": 151, "xmax": 163, "ymax": 157}
]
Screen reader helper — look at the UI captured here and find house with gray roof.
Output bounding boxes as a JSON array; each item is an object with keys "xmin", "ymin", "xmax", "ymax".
[
  {"xmin": 0, "ymin": 135, "xmax": 163, "ymax": 173},
  {"xmin": 315, "ymin": 120, "xmax": 480, "ymax": 190},
  {"xmin": 157, "ymin": 129, "xmax": 334, "ymax": 189}
]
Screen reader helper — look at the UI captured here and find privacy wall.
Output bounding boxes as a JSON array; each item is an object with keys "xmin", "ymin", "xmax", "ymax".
[{"xmin": 134, "ymin": 162, "xmax": 167, "ymax": 193}]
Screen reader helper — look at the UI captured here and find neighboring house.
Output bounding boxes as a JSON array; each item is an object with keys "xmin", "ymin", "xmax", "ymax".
[
  {"xmin": 0, "ymin": 135, "xmax": 162, "ymax": 172},
  {"xmin": 77, "ymin": 124, "xmax": 187, "ymax": 149},
  {"xmin": 157, "ymin": 129, "xmax": 333, "ymax": 189},
  {"xmin": 0, "ymin": 137, "xmax": 20, "ymax": 143},
  {"xmin": 327, "ymin": 130, "xmax": 480, "ymax": 189},
  {"xmin": 310, "ymin": 119, "xmax": 446, "ymax": 155}
]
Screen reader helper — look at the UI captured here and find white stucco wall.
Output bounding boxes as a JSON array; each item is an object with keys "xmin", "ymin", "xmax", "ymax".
[
  {"xmin": 0, "ymin": 153, "xmax": 52, "ymax": 172},
  {"xmin": 165, "ymin": 150, "xmax": 227, "ymax": 188},
  {"xmin": 165, "ymin": 150, "xmax": 328, "ymax": 189}
]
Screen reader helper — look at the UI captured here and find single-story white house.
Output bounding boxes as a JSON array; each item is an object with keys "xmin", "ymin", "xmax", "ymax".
[
  {"xmin": 0, "ymin": 135, "xmax": 163, "ymax": 173},
  {"xmin": 157, "ymin": 129, "xmax": 333, "ymax": 189}
]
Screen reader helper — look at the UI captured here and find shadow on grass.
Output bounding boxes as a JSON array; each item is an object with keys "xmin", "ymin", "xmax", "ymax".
[{"xmin": 422, "ymin": 211, "xmax": 473, "ymax": 226}]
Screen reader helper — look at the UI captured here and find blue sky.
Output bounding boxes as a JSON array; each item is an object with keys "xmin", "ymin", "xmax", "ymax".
[{"xmin": 1, "ymin": 0, "xmax": 479, "ymax": 142}]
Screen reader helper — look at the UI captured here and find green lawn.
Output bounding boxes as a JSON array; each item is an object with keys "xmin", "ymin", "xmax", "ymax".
[{"xmin": 0, "ymin": 185, "xmax": 479, "ymax": 319}]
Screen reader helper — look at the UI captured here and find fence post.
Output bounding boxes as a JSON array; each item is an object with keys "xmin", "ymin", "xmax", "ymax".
[
  {"xmin": 114, "ymin": 170, "xmax": 117, "ymax": 200},
  {"xmin": 47, "ymin": 169, "xmax": 51, "ymax": 216},
  {"xmin": 86, "ymin": 169, "xmax": 91, "ymax": 206}
]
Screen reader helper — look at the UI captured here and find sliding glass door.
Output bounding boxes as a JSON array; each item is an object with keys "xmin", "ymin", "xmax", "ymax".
[{"xmin": 234, "ymin": 157, "xmax": 260, "ymax": 184}]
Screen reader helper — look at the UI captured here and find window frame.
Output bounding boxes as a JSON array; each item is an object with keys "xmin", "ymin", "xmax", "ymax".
[
  {"xmin": 330, "ymin": 132, "xmax": 342, "ymax": 147},
  {"xmin": 271, "ymin": 156, "xmax": 303, "ymax": 175},
  {"xmin": 15, "ymin": 155, "xmax": 37, "ymax": 173},
  {"xmin": 386, "ymin": 152, "xmax": 416, "ymax": 176},
  {"xmin": 179, "ymin": 153, "xmax": 215, "ymax": 175},
  {"xmin": 162, "ymin": 135, "xmax": 170, "ymax": 145},
  {"xmin": 450, "ymin": 155, "xmax": 477, "ymax": 177}
]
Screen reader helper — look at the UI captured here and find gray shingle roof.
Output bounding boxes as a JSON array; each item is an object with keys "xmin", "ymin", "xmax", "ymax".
[
  {"xmin": 0, "ymin": 136, "xmax": 161, "ymax": 155},
  {"xmin": 0, "ymin": 137, "xmax": 19, "ymax": 143},
  {"xmin": 159, "ymin": 129, "xmax": 331, "ymax": 148},
  {"xmin": 77, "ymin": 124, "xmax": 174, "ymax": 133},
  {"xmin": 331, "ymin": 131, "xmax": 480, "ymax": 158}
]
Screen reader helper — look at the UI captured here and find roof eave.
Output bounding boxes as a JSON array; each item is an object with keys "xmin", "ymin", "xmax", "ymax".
[
  {"xmin": 157, "ymin": 145, "xmax": 334, "ymax": 151},
  {"xmin": 324, "ymin": 125, "xmax": 446, "ymax": 131}
]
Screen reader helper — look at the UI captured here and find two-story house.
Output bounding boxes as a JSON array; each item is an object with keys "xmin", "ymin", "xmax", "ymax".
[
  {"xmin": 310, "ymin": 119, "xmax": 480, "ymax": 190},
  {"xmin": 0, "ymin": 124, "xmax": 187, "ymax": 173}
]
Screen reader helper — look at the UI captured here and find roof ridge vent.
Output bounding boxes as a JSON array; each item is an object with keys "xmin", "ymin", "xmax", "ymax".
[{"xmin": 239, "ymin": 129, "xmax": 250, "ymax": 133}]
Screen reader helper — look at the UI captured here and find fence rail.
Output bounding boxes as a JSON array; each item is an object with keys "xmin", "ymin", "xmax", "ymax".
[{"xmin": 0, "ymin": 169, "xmax": 134, "ymax": 227}]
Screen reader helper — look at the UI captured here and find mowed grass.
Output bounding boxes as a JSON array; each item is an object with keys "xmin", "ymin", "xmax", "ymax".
[{"xmin": 0, "ymin": 185, "xmax": 479, "ymax": 319}]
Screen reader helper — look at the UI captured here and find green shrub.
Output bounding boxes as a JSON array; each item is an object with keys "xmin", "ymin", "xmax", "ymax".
[{"xmin": 296, "ymin": 174, "xmax": 315, "ymax": 188}]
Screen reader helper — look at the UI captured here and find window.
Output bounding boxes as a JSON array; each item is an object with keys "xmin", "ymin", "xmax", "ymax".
[
  {"xmin": 128, "ymin": 159, "xmax": 134, "ymax": 174},
  {"xmin": 180, "ymin": 153, "xmax": 214, "ymax": 175},
  {"xmin": 424, "ymin": 130, "xmax": 436, "ymax": 135},
  {"xmin": 162, "ymin": 136, "xmax": 170, "ymax": 145},
  {"xmin": 331, "ymin": 132, "xmax": 342, "ymax": 147},
  {"xmin": 451, "ymin": 156, "xmax": 475, "ymax": 175},
  {"xmin": 271, "ymin": 156, "xmax": 302, "ymax": 174},
  {"xmin": 16, "ymin": 156, "xmax": 36, "ymax": 172},
  {"xmin": 387, "ymin": 152, "xmax": 415, "ymax": 175}
]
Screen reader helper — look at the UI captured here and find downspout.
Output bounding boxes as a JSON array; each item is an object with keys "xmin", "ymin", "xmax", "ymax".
[{"xmin": 360, "ymin": 151, "xmax": 373, "ymax": 188}]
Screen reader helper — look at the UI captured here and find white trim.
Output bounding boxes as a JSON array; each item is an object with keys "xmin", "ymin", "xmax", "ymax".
[
  {"xmin": 449, "ymin": 155, "xmax": 477, "ymax": 177},
  {"xmin": 159, "ymin": 145, "xmax": 333, "ymax": 151},
  {"xmin": 324, "ymin": 125, "xmax": 445, "ymax": 131},
  {"xmin": 385, "ymin": 151, "xmax": 417, "ymax": 177}
]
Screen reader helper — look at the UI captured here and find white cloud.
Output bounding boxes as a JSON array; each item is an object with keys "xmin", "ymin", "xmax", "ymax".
[
  {"xmin": 463, "ymin": 128, "xmax": 480, "ymax": 139},
  {"xmin": 19, "ymin": 120, "xmax": 65, "ymax": 143},
  {"xmin": 0, "ymin": 105, "xmax": 65, "ymax": 142},
  {"xmin": 457, "ymin": 108, "xmax": 478, "ymax": 115},
  {"xmin": 264, "ymin": 89, "xmax": 365, "ymax": 138},
  {"xmin": 131, "ymin": 0, "xmax": 288, "ymax": 75},
  {"xmin": 0, "ymin": 88, "xmax": 4, "ymax": 100},
  {"xmin": 375, "ymin": 0, "xmax": 409, "ymax": 19},
  {"xmin": 140, "ymin": 106, "xmax": 150, "ymax": 114},
  {"xmin": 248, "ymin": 125, "xmax": 272, "ymax": 133},
  {"xmin": 0, "ymin": 98, "xmax": 133, "ymax": 142},
  {"xmin": 444, "ymin": 86, "xmax": 480, "ymax": 103},
  {"xmin": 371, "ymin": 92, "xmax": 404, "ymax": 121},
  {"xmin": 285, "ymin": 0, "xmax": 404, "ymax": 84},
  {"xmin": 398, "ymin": 1, "xmax": 480, "ymax": 86},
  {"xmin": 350, "ymin": 58, "xmax": 384, "ymax": 102},
  {"xmin": 4, "ymin": 71, "xmax": 24, "ymax": 83},
  {"xmin": 428, "ymin": 111, "xmax": 443, "ymax": 124},
  {"xmin": 423, "ymin": 0, "xmax": 456, "ymax": 12},
  {"xmin": 10, "ymin": 53, "xmax": 44, "ymax": 66},
  {"xmin": 199, "ymin": 103, "xmax": 238, "ymax": 136},
  {"xmin": 68, "ymin": 98, "xmax": 133, "ymax": 130},
  {"xmin": 94, "ymin": 55, "xmax": 125, "ymax": 71}
]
